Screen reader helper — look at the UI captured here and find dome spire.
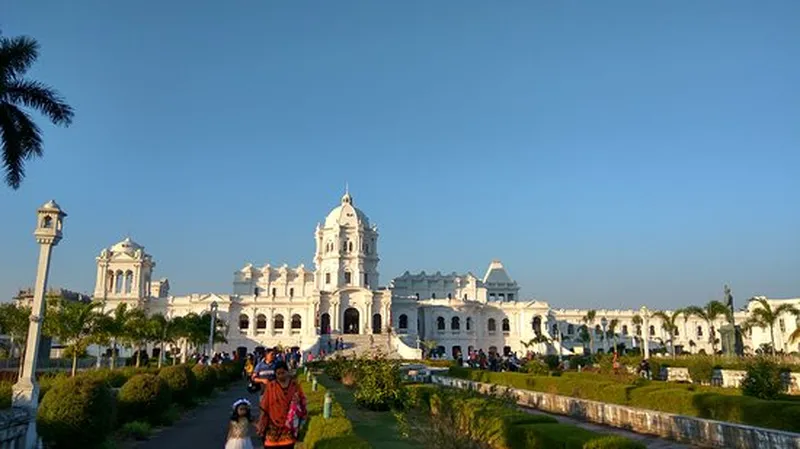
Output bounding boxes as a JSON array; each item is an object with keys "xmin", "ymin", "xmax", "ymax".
[{"xmin": 341, "ymin": 182, "xmax": 353, "ymax": 205}]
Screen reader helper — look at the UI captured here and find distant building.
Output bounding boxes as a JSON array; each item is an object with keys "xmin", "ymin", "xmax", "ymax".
[
  {"xmin": 88, "ymin": 192, "xmax": 799, "ymax": 359},
  {"xmin": 11, "ymin": 287, "xmax": 91, "ymax": 359}
]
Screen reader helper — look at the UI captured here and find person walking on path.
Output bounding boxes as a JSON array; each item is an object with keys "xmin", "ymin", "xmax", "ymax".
[
  {"xmin": 225, "ymin": 399, "xmax": 255, "ymax": 449},
  {"xmin": 256, "ymin": 362, "xmax": 307, "ymax": 449}
]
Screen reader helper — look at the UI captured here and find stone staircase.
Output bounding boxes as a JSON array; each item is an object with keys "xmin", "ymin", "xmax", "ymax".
[{"xmin": 321, "ymin": 333, "xmax": 400, "ymax": 358}]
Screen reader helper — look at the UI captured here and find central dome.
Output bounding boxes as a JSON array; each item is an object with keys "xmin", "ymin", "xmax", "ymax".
[
  {"xmin": 110, "ymin": 237, "xmax": 143, "ymax": 255},
  {"xmin": 324, "ymin": 192, "xmax": 370, "ymax": 228}
]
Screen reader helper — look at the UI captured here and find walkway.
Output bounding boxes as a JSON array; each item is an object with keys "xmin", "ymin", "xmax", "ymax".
[
  {"xmin": 132, "ymin": 383, "xmax": 261, "ymax": 449},
  {"xmin": 518, "ymin": 406, "xmax": 700, "ymax": 449}
]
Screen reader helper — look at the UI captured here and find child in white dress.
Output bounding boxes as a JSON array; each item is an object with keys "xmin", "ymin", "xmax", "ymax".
[{"xmin": 225, "ymin": 398, "xmax": 254, "ymax": 449}]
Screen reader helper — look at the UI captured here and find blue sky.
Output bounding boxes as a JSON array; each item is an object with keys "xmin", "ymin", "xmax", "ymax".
[{"xmin": 1, "ymin": 2, "xmax": 798, "ymax": 309}]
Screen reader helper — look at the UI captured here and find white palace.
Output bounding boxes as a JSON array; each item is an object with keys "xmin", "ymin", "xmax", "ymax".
[{"xmin": 91, "ymin": 192, "xmax": 800, "ymax": 359}]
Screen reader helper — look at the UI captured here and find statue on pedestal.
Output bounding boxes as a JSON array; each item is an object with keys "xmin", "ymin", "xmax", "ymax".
[{"xmin": 719, "ymin": 285, "xmax": 744, "ymax": 357}]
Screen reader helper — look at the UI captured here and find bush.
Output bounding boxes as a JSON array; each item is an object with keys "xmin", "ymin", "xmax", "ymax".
[
  {"xmin": 119, "ymin": 421, "xmax": 152, "ymax": 441},
  {"xmin": 117, "ymin": 374, "xmax": 172, "ymax": 424},
  {"xmin": 37, "ymin": 376, "xmax": 116, "ymax": 449},
  {"xmin": 583, "ymin": 435, "xmax": 647, "ymax": 449},
  {"xmin": 352, "ymin": 357, "xmax": 407, "ymax": 411},
  {"xmin": 742, "ymin": 357, "xmax": 785, "ymax": 400},
  {"xmin": 158, "ymin": 365, "xmax": 197, "ymax": 406},
  {"xmin": 299, "ymin": 378, "xmax": 370, "ymax": 449},
  {"xmin": 85, "ymin": 369, "xmax": 132, "ymax": 388},
  {"xmin": 191, "ymin": 365, "xmax": 217, "ymax": 396},
  {"xmin": 0, "ymin": 381, "xmax": 11, "ymax": 409}
]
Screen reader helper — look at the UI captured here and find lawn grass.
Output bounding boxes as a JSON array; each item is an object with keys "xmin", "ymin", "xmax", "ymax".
[{"xmin": 317, "ymin": 374, "xmax": 423, "ymax": 449}]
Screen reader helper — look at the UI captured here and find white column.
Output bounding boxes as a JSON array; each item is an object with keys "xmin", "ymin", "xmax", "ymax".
[
  {"xmin": 248, "ymin": 308, "xmax": 256, "ymax": 337},
  {"xmin": 643, "ymin": 318, "xmax": 651, "ymax": 359}
]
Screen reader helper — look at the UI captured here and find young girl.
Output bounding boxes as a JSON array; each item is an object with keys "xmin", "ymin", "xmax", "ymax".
[{"xmin": 225, "ymin": 398, "xmax": 254, "ymax": 449}]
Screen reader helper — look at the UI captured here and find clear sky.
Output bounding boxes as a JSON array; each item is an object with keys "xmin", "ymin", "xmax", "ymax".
[{"xmin": 1, "ymin": 1, "xmax": 798, "ymax": 309}]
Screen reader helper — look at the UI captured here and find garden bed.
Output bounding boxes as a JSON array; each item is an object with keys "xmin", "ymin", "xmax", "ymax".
[{"xmin": 448, "ymin": 366, "xmax": 800, "ymax": 433}]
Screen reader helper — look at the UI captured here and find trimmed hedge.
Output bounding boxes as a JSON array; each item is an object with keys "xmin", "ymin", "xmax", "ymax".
[
  {"xmin": 158, "ymin": 365, "xmax": 197, "ymax": 406},
  {"xmin": 192, "ymin": 364, "xmax": 218, "ymax": 396},
  {"xmin": 299, "ymin": 377, "xmax": 371, "ymax": 449},
  {"xmin": 448, "ymin": 367, "xmax": 800, "ymax": 433},
  {"xmin": 37, "ymin": 376, "xmax": 116, "ymax": 449},
  {"xmin": 117, "ymin": 374, "xmax": 172, "ymax": 424},
  {"xmin": 416, "ymin": 387, "xmax": 643, "ymax": 449}
]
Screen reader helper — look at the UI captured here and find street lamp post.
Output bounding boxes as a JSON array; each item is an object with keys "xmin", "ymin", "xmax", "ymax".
[
  {"xmin": 13, "ymin": 200, "xmax": 66, "ymax": 449},
  {"xmin": 640, "ymin": 306, "xmax": 650, "ymax": 360},
  {"xmin": 208, "ymin": 301, "xmax": 219, "ymax": 362}
]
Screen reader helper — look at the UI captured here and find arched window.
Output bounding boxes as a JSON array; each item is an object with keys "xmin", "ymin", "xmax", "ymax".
[
  {"xmin": 254, "ymin": 287, "xmax": 260, "ymax": 296},
  {"xmin": 415, "ymin": 293, "xmax": 420, "ymax": 300},
  {"xmin": 622, "ymin": 325, "xmax": 628, "ymax": 336},
  {"xmin": 344, "ymin": 271, "xmax": 352, "ymax": 285},
  {"xmin": 398, "ymin": 314, "xmax": 408, "ymax": 329},
  {"xmin": 567, "ymin": 324, "xmax": 575, "ymax": 334},
  {"xmin": 41, "ymin": 216, "xmax": 52, "ymax": 228},
  {"xmin": 239, "ymin": 314, "xmax": 250, "ymax": 330},
  {"xmin": 697, "ymin": 326, "xmax": 703, "ymax": 337},
  {"xmin": 636, "ymin": 325, "xmax": 642, "ymax": 336},
  {"xmin": 124, "ymin": 270, "xmax": 134, "ymax": 294},
  {"xmin": 115, "ymin": 271, "xmax": 124, "ymax": 294},
  {"xmin": 432, "ymin": 293, "xmax": 436, "ymax": 299},
  {"xmin": 274, "ymin": 314, "xmax": 285, "ymax": 329},
  {"xmin": 451, "ymin": 317, "xmax": 460, "ymax": 330},
  {"xmin": 488, "ymin": 318, "xmax": 497, "ymax": 332},
  {"xmin": 271, "ymin": 288, "xmax": 276, "ymax": 297},
  {"xmin": 437, "ymin": 317, "xmax": 445, "ymax": 330},
  {"xmin": 291, "ymin": 314, "xmax": 302, "ymax": 329},
  {"xmin": 649, "ymin": 325, "xmax": 655, "ymax": 336},
  {"xmin": 325, "ymin": 273, "xmax": 331, "ymax": 284},
  {"xmin": 463, "ymin": 294, "xmax": 468, "ymax": 300},
  {"xmin": 502, "ymin": 318, "xmax": 510, "ymax": 332},
  {"xmin": 466, "ymin": 317, "xmax": 472, "ymax": 331},
  {"xmin": 256, "ymin": 314, "xmax": 267, "ymax": 330},
  {"xmin": 447, "ymin": 293, "xmax": 452, "ymax": 300},
  {"xmin": 289, "ymin": 288, "xmax": 294, "ymax": 298},
  {"xmin": 674, "ymin": 328, "xmax": 679, "ymax": 336}
]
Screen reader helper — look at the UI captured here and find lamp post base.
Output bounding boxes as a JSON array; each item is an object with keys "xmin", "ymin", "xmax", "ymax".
[{"xmin": 12, "ymin": 381, "xmax": 42, "ymax": 449}]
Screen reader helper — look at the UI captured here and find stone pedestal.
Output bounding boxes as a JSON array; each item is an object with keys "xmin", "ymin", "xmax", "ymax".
[{"xmin": 719, "ymin": 324, "xmax": 743, "ymax": 357}]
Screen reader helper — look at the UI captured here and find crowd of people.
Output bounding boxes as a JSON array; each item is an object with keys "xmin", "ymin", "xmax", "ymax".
[{"xmin": 225, "ymin": 346, "xmax": 308, "ymax": 449}]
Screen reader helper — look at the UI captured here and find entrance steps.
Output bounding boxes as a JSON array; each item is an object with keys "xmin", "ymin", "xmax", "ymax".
[{"xmin": 320, "ymin": 333, "xmax": 400, "ymax": 358}]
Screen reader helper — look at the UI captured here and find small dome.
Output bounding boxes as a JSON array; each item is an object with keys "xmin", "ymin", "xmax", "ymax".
[
  {"xmin": 111, "ymin": 237, "xmax": 143, "ymax": 255},
  {"xmin": 324, "ymin": 192, "xmax": 370, "ymax": 228}
]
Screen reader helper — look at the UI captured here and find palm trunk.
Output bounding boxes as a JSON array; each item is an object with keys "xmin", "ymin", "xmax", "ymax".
[
  {"xmin": 71, "ymin": 352, "xmax": 78, "ymax": 377},
  {"xmin": 110, "ymin": 339, "xmax": 117, "ymax": 370},
  {"xmin": 135, "ymin": 345, "xmax": 142, "ymax": 368},
  {"xmin": 770, "ymin": 325, "xmax": 776, "ymax": 355},
  {"xmin": 17, "ymin": 345, "xmax": 26, "ymax": 379},
  {"xmin": 158, "ymin": 342, "xmax": 164, "ymax": 368},
  {"xmin": 96, "ymin": 345, "xmax": 102, "ymax": 369}
]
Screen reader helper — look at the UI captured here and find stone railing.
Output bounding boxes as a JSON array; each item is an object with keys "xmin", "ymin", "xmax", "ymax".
[
  {"xmin": 660, "ymin": 366, "xmax": 692, "ymax": 382},
  {"xmin": 432, "ymin": 375, "xmax": 800, "ymax": 449},
  {"xmin": 0, "ymin": 407, "xmax": 31, "ymax": 449}
]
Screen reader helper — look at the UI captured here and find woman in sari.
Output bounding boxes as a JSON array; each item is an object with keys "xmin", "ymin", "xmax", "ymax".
[{"xmin": 256, "ymin": 361, "xmax": 307, "ymax": 448}]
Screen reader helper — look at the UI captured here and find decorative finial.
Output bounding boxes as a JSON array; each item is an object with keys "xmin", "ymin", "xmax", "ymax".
[{"xmin": 345, "ymin": 181, "xmax": 349, "ymax": 195}]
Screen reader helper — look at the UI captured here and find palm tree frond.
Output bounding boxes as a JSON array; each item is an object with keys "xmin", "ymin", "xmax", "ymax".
[
  {"xmin": 0, "ymin": 35, "xmax": 38, "ymax": 79},
  {"xmin": 0, "ymin": 103, "xmax": 43, "ymax": 188},
  {"xmin": 4, "ymin": 80, "xmax": 74, "ymax": 126}
]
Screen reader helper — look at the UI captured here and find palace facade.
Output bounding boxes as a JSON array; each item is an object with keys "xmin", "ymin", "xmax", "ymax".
[{"xmin": 90, "ymin": 192, "xmax": 800, "ymax": 359}]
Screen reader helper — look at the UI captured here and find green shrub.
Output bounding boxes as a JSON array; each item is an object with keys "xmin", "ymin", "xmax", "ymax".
[
  {"xmin": 85, "ymin": 369, "xmax": 131, "ymax": 388},
  {"xmin": 0, "ymin": 381, "xmax": 11, "ymax": 409},
  {"xmin": 117, "ymin": 374, "xmax": 172, "ymax": 425},
  {"xmin": 508, "ymin": 422, "xmax": 596, "ymax": 449},
  {"xmin": 119, "ymin": 421, "xmax": 152, "ymax": 441},
  {"xmin": 685, "ymin": 356, "xmax": 715, "ymax": 384},
  {"xmin": 583, "ymin": 435, "xmax": 647, "ymax": 449},
  {"xmin": 191, "ymin": 365, "xmax": 217, "ymax": 396},
  {"xmin": 352, "ymin": 357, "xmax": 407, "ymax": 411},
  {"xmin": 158, "ymin": 365, "xmax": 197, "ymax": 406},
  {"xmin": 37, "ymin": 376, "xmax": 116, "ymax": 449},
  {"xmin": 742, "ymin": 357, "xmax": 785, "ymax": 400}
]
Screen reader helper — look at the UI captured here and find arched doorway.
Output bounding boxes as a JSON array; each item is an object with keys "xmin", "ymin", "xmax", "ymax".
[
  {"xmin": 344, "ymin": 308, "xmax": 360, "ymax": 334},
  {"xmin": 320, "ymin": 313, "xmax": 331, "ymax": 334},
  {"xmin": 372, "ymin": 313, "xmax": 382, "ymax": 334},
  {"xmin": 532, "ymin": 316, "xmax": 542, "ymax": 336}
]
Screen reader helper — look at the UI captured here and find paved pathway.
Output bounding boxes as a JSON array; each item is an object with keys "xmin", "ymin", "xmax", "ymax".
[
  {"xmin": 518, "ymin": 406, "xmax": 701, "ymax": 449},
  {"xmin": 132, "ymin": 383, "xmax": 262, "ymax": 449}
]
